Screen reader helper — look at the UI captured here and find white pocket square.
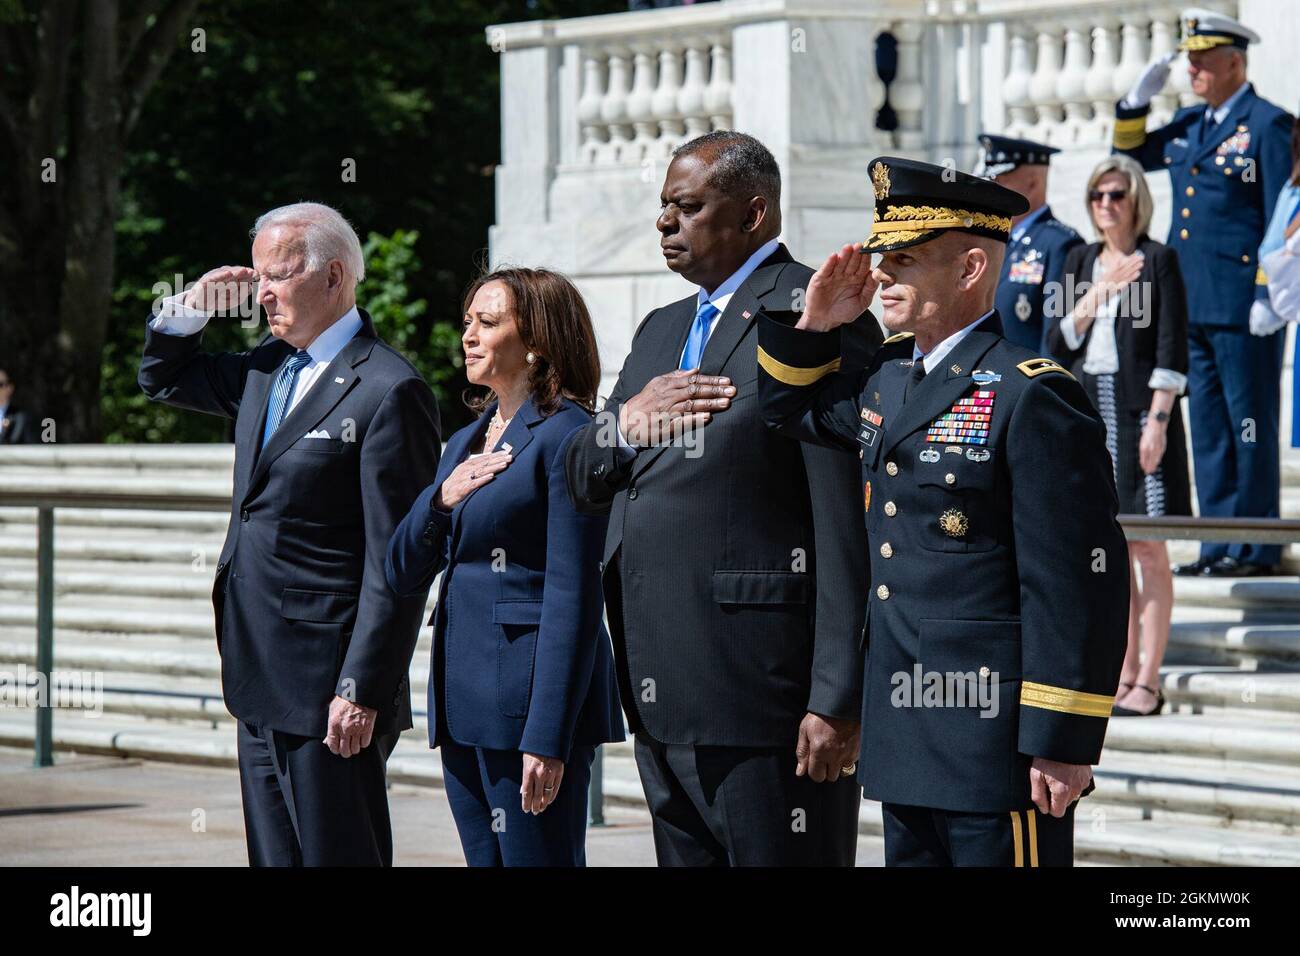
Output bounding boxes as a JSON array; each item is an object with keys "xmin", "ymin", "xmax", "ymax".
[{"xmin": 304, "ymin": 429, "xmax": 331, "ymax": 439}]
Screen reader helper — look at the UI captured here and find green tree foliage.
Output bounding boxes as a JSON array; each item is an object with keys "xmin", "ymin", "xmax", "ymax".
[{"xmin": 67, "ymin": 0, "xmax": 625, "ymax": 441}]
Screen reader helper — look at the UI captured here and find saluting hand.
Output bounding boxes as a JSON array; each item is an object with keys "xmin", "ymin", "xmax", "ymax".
[
  {"xmin": 618, "ymin": 368, "xmax": 735, "ymax": 448},
  {"xmin": 1123, "ymin": 52, "xmax": 1176, "ymax": 109},
  {"xmin": 1029, "ymin": 757, "xmax": 1092, "ymax": 818},
  {"xmin": 434, "ymin": 452, "xmax": 513, "ymax": 511},
  {"xmin": 183, "ymin": 265, "xmax": 257, "ymax": 314},
  {"xmin": 798, "ymin": 244, "xmax": 878, "ymax": 332}
]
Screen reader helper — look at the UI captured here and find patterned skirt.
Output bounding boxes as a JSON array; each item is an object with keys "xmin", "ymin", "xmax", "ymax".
[{"xmin": 1089, "ymin": 373, "xmax": 1192, "ymax": 518}]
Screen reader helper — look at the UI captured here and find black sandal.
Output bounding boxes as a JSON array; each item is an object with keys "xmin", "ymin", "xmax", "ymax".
[{"xmin": 1112, "ymin": 683, "xmax": 1165, "ymax": 717}]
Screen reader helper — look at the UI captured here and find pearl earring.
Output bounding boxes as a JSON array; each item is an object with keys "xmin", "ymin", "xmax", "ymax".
[{"xmin": 525, "ymin": 351, "xmax": 536, "ymax": 364}]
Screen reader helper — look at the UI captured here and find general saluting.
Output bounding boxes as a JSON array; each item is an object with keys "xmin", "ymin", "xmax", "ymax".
[{"xmin": 755, "ymin": 157, "xmax": 1130, "ymax": 866}]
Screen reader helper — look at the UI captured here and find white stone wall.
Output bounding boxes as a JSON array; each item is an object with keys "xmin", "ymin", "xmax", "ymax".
[{"xmin": 488, "ymin": 0, "xmax": 1295, "ymax": 401}]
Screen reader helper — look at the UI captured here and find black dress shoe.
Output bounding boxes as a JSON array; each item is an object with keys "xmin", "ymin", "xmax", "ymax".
[
  {"xmin": 1205, "ymin": 557, "xmax": 1277, "ymax": 577},
  {"xmin": 1173, "ymin": 557, "xmax": 1215, "ymax": 576}
]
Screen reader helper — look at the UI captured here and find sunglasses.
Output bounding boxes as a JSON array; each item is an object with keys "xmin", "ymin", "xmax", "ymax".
[{"xmin": 1089, "ymin": 189, "xmax": 1129, "ymax": 204}]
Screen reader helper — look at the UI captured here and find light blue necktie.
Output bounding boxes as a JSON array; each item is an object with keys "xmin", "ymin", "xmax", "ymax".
[
  {"xmin": 679, "ymin": 300, "xmax": 720, "ymax": 371},
  {"xmin": 261, "ymin": 350, "xmax": 311, "ymax": 450}
]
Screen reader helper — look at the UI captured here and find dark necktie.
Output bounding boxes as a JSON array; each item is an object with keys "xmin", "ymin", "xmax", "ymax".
[
  {"xmin": 261, "ymin": 350, "xmax": 312, "ymax": 450},
  {"xmin": 903, "ymin": 360, "xmax": 927, "ymax": 404}
]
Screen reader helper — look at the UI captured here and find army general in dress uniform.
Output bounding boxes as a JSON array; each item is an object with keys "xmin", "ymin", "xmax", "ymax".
[
  {"xmin": 978, "ymin": 134, "xmax": 1083, "ymax": 355},
  {"xmin": 754, "ymin": 157, "xmax": 1130, "ymax": 866},
  {"xmin": 1113, "ymin": 8, "xmax": 1295, "ymax": 576}
]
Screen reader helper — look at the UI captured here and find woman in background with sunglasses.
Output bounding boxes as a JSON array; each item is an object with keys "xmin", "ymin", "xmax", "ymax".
[{"xmin": 1046, "ymin": 153, "xmax": 1192, "ymax": 718}]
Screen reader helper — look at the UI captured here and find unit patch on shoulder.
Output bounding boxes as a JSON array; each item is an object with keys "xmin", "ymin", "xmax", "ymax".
[{"xmin": 1017, "ymin": 357, "xmax": 1074, "ymax": 380}]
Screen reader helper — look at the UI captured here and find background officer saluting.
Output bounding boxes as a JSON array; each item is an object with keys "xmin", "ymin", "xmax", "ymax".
[
  {"xmin": 754, "ymin": 157, "xmax": 1130, "ymax": 866},
  {"xmin": 1114, "ymin": 8, "xmax": 1294, "ymax": 577},
  {"xmin": 978, "ymin": 134, "xmax": 1083, "ymax": 354}
]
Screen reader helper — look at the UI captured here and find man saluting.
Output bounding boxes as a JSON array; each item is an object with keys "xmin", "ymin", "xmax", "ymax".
[{"xmin": 755, "ymin": 158, "xmax": 1129, "ymax": 866}]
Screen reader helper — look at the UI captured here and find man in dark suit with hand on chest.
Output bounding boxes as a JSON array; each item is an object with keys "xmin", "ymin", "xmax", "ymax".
[{"xmin": 566, "ymin": 131, "xmax": 881, "ymax": 866}]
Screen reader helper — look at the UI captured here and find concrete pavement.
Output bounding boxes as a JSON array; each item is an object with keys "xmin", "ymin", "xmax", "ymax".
[{"xmin": 0, "ymin": 746, "xmax": 886, "ymax": 866}]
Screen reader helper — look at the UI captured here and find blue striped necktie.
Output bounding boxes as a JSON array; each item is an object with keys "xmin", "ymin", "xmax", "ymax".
[
  {"xmin": 680, "ymin": 300, "xmax": 720, "ymax": 370},
  {"xmin": 261, "ymin": 350, "xmax": 311, "ymax": 450}
]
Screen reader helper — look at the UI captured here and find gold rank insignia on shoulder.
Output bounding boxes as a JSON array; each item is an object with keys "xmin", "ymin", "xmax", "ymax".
[
  {"xmin": 882, "ymin": 331, "xmax": 914, "ymax": 345},
  {"xmin": 1017, "ymin": 357, "xmax": 1074, "ymax": 380}
]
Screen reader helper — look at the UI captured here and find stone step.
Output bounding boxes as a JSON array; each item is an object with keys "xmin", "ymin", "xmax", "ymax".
[
  {"xmin": 0, "ymin": 444, "xmax": 235, "ymax": 472},
  {"xmin": 0, "ymin": 506, "xmax": 231, "ymax": 534},
  {"xmin": 0, "ymin": 597, "xmax": 215, "ymax": 640},
  {"xmin": 1172, "ymin": 576, "xmax": 1300, "ymax": 613},
  {"xmin": 1102, "ymin": 711, "xmax": 1300, "ymax": 765},
  {"xmin": 0, "ymin": 625, "xmax": 434, "ymax": 677},
  {"xmin": 1092, "ymin": 749, "xmax": 1300, "ymax": 830},
  {"xmin": 0, "ymin": 570, "xmax": 216, "ymax": 600},
  {"xmin": 1158, "ymin": 666, "xmax": 1300, "ymax": 714},
  {"xmin": 1167, "ymin": 620, "xmax": 1300, "ymax": 667},
  {"xmin": 0, "ymin": 632, "xmax": 219, "ymax": 678},
  {"xmin": 1072, "ymin": 816, "xmax": 1300, "ymax": 866},
  {"xmin": 0, "ymin": 532, "xmax": 223, "ymax": 565}
]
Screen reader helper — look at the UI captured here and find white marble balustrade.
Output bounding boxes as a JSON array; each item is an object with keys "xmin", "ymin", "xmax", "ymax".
[
  {"xmin": 578, "ymin": 36, "xmax": 733, "ymax": 166},
  {"xmin": 988, "ymin": 0, "xmax": 1238, "ymax": 147}
]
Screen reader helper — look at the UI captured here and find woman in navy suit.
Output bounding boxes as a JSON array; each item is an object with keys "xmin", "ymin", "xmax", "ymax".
[{"xmin": 386, "ymin": 267, "xmax": 623, "ymax": 866}]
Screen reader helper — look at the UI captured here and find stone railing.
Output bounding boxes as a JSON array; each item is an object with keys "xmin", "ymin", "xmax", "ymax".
[
  {"xmin": 974, "ymin": 0, "xmax": 1238, "ymax": 148},
  {"xmin": 489, "ymin": 0, "xmax": 1242, "ymax": 175},
  {"xmin": 488, "ymin": 1, "xmax": 909, "ymax": 174}
]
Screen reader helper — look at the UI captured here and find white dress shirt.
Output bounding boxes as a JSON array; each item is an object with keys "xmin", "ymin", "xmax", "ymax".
[
  {"xmin": 150, "ymin": 295, "xmax": 364, "ymax": 415},
  {"xmin": 618, "ymin": 237, "xmax": 782, "ymax": 453},
  {"xmin": 1206, "ymin": 81, "xmax": 1250, "ymax": 127},
  {"xmin": 912, "ymin": 311, "xmax": 993, "ymax": 374},
  {"xmin": 677, "ymin": 237, "xmax": 781, "ymax": 365}
]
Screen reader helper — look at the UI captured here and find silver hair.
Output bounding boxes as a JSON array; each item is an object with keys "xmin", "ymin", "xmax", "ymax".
[{"xmin": 250, "ymin": 202, "xmax": 365, "ymax": 286}]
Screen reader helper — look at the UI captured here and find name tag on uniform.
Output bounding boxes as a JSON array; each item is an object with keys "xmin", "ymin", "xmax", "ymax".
[{"xmin": 858, "ymin": 407, "xmax": 883, "ymax": 448}]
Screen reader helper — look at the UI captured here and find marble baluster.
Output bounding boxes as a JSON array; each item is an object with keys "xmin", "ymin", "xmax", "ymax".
[
  {"xmin": 600, "ymin": 47, "xmax": 633, "ymax": 164},
  {"xmin": 1150, "ymin": 8, "xmax": 1181, "ymax": 126},
  {"xmin": 626, "ymin": 45, "xmax": 659, "ymax": 163},
  {"xmin": 704, "ymin": 39, "xmax": 733, "ymax": 130},
  {"xmin": 1085, "ymin": 16, "xmax": 1120, "ymax": 144},
  {"xmin": 1002, "ymin": 23, "xmax": 1036, "ymax": 137},
  {"xmin": 652, "ymin": 44, "xmax": 686, "ymax": 159},
  {"xmin": 677, "ymin": 41, "xmax": 711, "ymax": 139},
  {"xmin": 892, "ymin": 20, "xmax": 924, "ymax": 150},
  {"xmin": 577, "ymin": 50, "xmax": 607, "ymax": 165},
  {"xmin": 1056, "ymin": 18, "xmax": 1091, "ymax": 145},
  {"xmin": 1029, "ymin": 27, "xmax": 1064, "ymax": 143}
]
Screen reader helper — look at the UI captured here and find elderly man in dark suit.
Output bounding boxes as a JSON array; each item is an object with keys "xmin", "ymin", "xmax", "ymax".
[
  {"xmin": 566, "ymin": 131, "xmax": 881, "ymax": 866},
  {"xmin": 139, "ymin": 202, "xmax": 440, "ymax": 866}
]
